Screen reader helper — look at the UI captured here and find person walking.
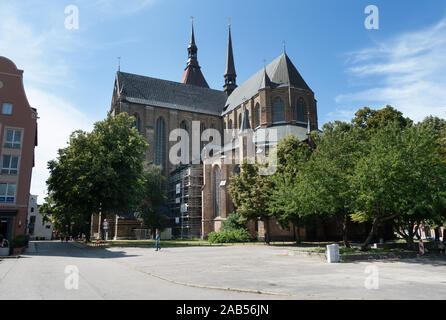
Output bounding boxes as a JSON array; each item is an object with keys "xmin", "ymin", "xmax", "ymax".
[{"xmin": 155, "ymin": 230, "xmax": 161, "ymax": 251}]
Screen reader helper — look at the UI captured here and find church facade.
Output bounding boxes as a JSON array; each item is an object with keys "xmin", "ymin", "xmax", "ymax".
[{"xmin": 104, "ymin": 23, "xmax": 321, "ymax": 240}]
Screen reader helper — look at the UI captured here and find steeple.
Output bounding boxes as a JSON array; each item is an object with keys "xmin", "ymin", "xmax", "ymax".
[
  {"xmin": 224, "ymin": 24, "xmax": 237, "ymax": 96},
  {"xmin": 259, "ymin": 65, "xmax": 271, "ymax": 90},
  {"xmin": 181, "ymin": 19, "xmax": 209, "ymax": 88}
]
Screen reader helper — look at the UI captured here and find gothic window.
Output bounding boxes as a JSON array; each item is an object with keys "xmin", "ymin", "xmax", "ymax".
[
  {"xmin": 155, "ymin": 118, "xmax": 166, "ymax": 168},
  {"xmin": 229, "ymin": 119, "xmax": 233, "ymax": 129},
  {"xmin": 273, "ymin": 98, "xmax": 285, "ymax": 123},
  {"xmin": 254, "ymin": 103, "xmax": 260, "ymax": 128},
  {"xmin": 213, "ymin": 166, "xmax": 221, "ymax": 218},
  {"xmin": 200, "ymin": 122, "xmax": 206, "ymax": 155},
  {"xmin": 132, "ymin": 113, "xmax": 141, "ymax": 132},
  {"xmin": 238, "ymin": 113, "xmax": 242, "ymax": 129},
  {"xmin": 296, "ymin": 98, "xmax": 305, "ymax": 122},
  {"xmin": 180, "ymin": 120, "xmax": 188, "ymax": 132}
]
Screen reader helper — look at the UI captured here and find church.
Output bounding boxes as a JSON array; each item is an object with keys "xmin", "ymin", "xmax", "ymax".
[{"xmin": 96, "ymin": 22, "xmax": 325, "ymax": 241}]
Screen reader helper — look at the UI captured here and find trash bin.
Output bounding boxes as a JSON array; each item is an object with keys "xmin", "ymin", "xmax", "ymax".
[{"xmin": 326, "ymin": 244, "xmax": 340, "ymax": 263}]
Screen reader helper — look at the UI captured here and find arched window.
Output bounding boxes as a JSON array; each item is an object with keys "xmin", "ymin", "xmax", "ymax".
[
  {"xmin": 229, "ymin": 119, "xmax": 233, "ymax": 129},
  {"xmin": 296, "ymin": 98, "xmax": 305, "ymax": 122},
  {"xmin": 155, "ymin": 118, "xmax": 166, "ymax": 168},
  {"xmin": 133, "ymin": 113, "xmax": 141, "ymax": 132},
  {"xmin": 180, "ymin": 120, "xmax": 188, "ymax": 132},
  {"xmin": 200, "ymin": 122, "xmax": 206, "ymax": 155},
  {"xmin": 233, "ymin": 165, "xmax": 240, "ymax": 175},
  {"xmin": 273, "ymin": 98, "xmax": 285, "ymax": 123},
  {"xmin": 238, "ymin": 113, "xmax": 242, "ymax": 129},
  {"xmin": 254, "ymin": 103, "xmax": 260, "ymax": 128},
  {"xmin": 213, "ymin": 166, "xmax": 221, "ymax": 218}
]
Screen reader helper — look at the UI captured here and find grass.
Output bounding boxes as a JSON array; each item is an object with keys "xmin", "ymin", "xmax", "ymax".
[
  {"xmin": 299, "ymin": 246, "xmax": 412, "ymax": 255},
  {"xmin": 80, "ymin": 239, "xmax": 309, "ymax": 248}
]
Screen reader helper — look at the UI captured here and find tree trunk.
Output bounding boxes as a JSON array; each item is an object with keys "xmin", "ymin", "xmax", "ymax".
[
  {"xmin": 84, "ymin": 218, "xmax": 91, "ymax": 243},
  {"xmin": 265, "ymin": 219, "xmax": 271, "ymax": 244},
  {"xmin": 361, "ymin": 218, "xmax": 379, "ymax": 251},
  {"xmin": 293, "ymin": 222, "xmax": 301, "ymax": 245},
  {"xmin": 435, "ymin": 227, "xmax": 441, "ymax": 241},
  {"xmin": 342, "ymin": 214, "xmax": 351, "ymax": 248}
]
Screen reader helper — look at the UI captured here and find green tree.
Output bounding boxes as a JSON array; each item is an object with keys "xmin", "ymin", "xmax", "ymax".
[
  {"xmin": 352, "ymin": 105, "xmax": 412, "ymax": 131},
  {"xmin": 307, "ymin": 121, "xmax": 361, "ymax": 247},
  {"xmin": 268, "ymin": 135, "xmax": 314, "ymax": 244},
  {"xmin": 45, "ymin": 113, "xmax": 148, "ymax": 241},
  {"xmin": 350, "ymin": 122, "xmax": 446, "ymax": 250},
  {"xmin": 134, "ymin": 164, "xmax": 168, "ymax": 237},
  {"xmin": 228, "ymin": 160, "xmax": 274, "ymax": 243}
]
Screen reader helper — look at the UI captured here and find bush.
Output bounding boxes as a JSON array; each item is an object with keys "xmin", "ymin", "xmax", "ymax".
[
  {"xmin": 208, "ymin": 228, "xmax": 254, "ymax": 244},
  {"xmin": 221, "ymin": 212, "xmax": 247, "ymax": 231},
  {"xmin": 11, "ymin": 235, "xmax": 28, "ymax": 248}
]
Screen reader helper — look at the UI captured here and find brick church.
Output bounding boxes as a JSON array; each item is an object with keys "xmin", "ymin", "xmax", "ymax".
[{"xmin": 93, "ymin": 22, "xmax": 327, "ymax": 241}]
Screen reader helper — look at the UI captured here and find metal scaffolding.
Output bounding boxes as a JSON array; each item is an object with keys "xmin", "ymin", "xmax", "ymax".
[{"xmin": 168, "ymin": 164, "xmax": 203, "ymax": 239}]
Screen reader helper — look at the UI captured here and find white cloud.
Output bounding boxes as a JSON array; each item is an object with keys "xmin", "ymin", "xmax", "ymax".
[
  {"xmin": 336, "ymin": 18, "xmax": 446, "ymax": 123},
  {"xmin": 27, "ymin": 89, "xmax": 93, "ymax": 201}
]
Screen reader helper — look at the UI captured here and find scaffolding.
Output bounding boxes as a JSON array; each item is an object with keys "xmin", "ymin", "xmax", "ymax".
[{"xmin": 168, "ymin": 164, "xmax": 203, "ymax": 239}]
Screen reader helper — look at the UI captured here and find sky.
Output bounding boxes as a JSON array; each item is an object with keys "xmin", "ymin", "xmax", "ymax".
[{"xmin": 1, "ymin": 0, "xmax": 446, "ymax": 203}]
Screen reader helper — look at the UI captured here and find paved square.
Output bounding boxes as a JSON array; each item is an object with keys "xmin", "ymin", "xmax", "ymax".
[{"xmin": 1, "ymin": 241, "xmax": 445, "ymax": 300}]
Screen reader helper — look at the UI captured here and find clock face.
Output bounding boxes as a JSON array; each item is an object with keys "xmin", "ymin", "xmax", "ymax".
[{"xmin": 0, "ymin": 81, "xmax": 3, "ymax": 89}]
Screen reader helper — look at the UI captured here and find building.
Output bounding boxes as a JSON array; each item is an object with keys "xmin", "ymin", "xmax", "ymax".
[
  {"xmin": 27, "ymin": 195, "xmax": 53, "ymax": 240},
  {"xmin": 0, "ymin": 56, "xmax": 38, "ymax": 247},
  {"xmin": 101, "ymin": 23, "xmax": 319, "ymax": 240}
]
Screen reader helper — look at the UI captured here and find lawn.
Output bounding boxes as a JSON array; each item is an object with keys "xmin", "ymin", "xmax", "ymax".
[
  {"xmin": 298, "ymin": 246, "xmax": 412, "ymax": 255},
  {"xmin": 81, "ymin": 239, "xmax": 302, "ymax": 248}
]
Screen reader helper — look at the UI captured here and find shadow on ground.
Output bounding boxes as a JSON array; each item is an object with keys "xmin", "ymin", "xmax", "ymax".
[{"xmin": 24, "ymin": 241, "xmax": 139, "ymax": 259}]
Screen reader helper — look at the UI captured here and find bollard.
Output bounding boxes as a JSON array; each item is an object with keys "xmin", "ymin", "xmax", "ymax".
[
  {"xmin": 326, "ymin": 244, "xmax": 340, "ymax": 263},
  {"xmin": 419, "ymin": 239, "xmax": 424, "ymax": 255}
]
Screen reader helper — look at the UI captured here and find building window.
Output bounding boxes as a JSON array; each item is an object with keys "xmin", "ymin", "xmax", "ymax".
[
  {"xmin": 213, "ymin": 166, "xmax": 221, "ymax": 218},
  {"xmin": 155, "ymin": 118, "xmax": 166, "ymax": 168},
  {"xmin": 1, "ymin": 155, "xmax": 18, "ymax": 175},
  {"xmin": 0, "ymin": 183, "xmax": 16, "ymax": 203},
  {"xmin": 238, "ymin": 113, "xmax": 242, "ymax": 129},
  {"xmin": 180, "ymin": 120, "xmax": 188, "ymax": 132},
  {"xmin": 296, "ymin": 98, "xmax": 305, "ymax": 122},
  {"xmin": 273, "ymin": 98, "xmax": 285, "ymax": 123},
  {"xmin": 132, "ymin": 113, "xmax": 141, "ymax": 132},
  {"xmin": 200, "ymin": 122, "xmax": 206, "ymax": 154},
  {"xmin": 254, "ymin": 103, "xmax": 260, "ymax": 128},
  {"xmin": 4, "ymin": 129, "xmax": 22, "ymax": 149},
  {"xmin": 228, "ymin": 119, "xmax": 233, "ymax": 130},
  {"xmin": 2, "ymin": 103, "xmax": 12, "ymax": 115}
]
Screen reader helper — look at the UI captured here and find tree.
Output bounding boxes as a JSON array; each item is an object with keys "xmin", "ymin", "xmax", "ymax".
[
  {"xmin": 307, "ymin": 121, "xmax": 360, "ymax": 247},
  {"xmin": 45, "ymin": 113, "xmax": 148, "ymax": 241},
  {"xmin": 88, "ymin": 113, "xmax": 148, "ymax": 228},
  {"xmin": 268, "ymin": 135, "xmax": 314, "ymax": 244},
  {"xmin": 134, "ymin": 164, "xmax": 168, "ymax": 237},
  {"xmin": 350, "ymin": 122, "xmax": 446, "ymax": 250},
  {"xmin": 228, "ymin": 160, "xmax": 274, "ymax": 243},
  {"xmin": 352, "ymin": 105, "xmax": 412, "ymax": 131}
]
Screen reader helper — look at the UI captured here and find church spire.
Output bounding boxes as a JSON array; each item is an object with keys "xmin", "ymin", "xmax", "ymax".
[
  {"xmin": 181, "ymin": 18, "xmax": 209, "ymax": 88},
  {"xmin": 224, "ymin": 23, "xmax": 237, "ymax": 96},
  {"xmin": 187, "ymin": 19, "xmax": 198, "ymax": 67}
]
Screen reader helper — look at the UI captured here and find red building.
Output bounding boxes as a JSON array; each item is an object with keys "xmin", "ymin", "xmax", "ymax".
[{"xmin": 0, "ymin": 56, "xmax": 38, "ymax": 251}]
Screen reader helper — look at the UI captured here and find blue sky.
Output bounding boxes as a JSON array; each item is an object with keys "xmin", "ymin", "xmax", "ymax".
[{"xmin": 1, "ymin": 0, "xmax": 446, "ymax": 201}]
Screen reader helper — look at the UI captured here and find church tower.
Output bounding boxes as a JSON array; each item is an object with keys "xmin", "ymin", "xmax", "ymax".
[
  {"xmin": 223, "ymin": 25, "xmax": 237, "ymax": 96},
  {"xmin": 181, "ymin": 21, "xmax": 209, "ymax": 88}
]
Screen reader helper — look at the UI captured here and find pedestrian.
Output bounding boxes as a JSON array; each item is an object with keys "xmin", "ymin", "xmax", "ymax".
[{"xmin": 155, "ymin": 229, "xmax": 161, "ymax": 251}]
